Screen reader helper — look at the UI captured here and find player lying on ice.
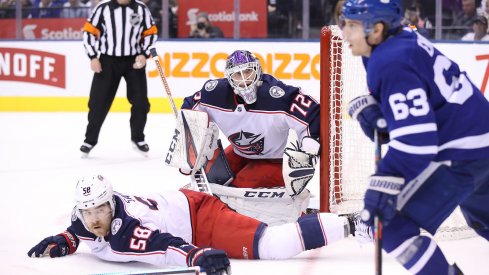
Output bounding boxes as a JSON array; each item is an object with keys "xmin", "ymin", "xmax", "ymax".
[
  {"xmin": 341, "ymin": 0, "xmax": 489, "ymax": 274},
  {"xmin": 28, "ymin": 175, "xmax": 372, "ymax": 275}
]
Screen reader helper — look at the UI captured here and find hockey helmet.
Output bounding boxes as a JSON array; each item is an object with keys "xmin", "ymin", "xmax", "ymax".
[
  {"xmin": 342, "ymin": 0, "xmax": 403, "ymax": 34},
  {"xmin": 224, "ymin": 50, "xmax": 262, "ymax": 104},
  {"xmin": 75, "ymin": 174, "xmax": 115, "ymax": 216}
]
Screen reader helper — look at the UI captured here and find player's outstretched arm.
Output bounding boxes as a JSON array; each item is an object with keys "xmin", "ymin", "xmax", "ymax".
[
  {"xmin": 27, "ymin": 230, "xmax": 79, "ymax": 258},
  {"xmin": 186, "ymin": 247, "xmax": 231, "ymax": 275}
]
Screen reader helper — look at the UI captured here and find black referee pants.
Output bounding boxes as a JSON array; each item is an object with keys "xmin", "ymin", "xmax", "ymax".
[{"xmin": 84, "ymin": 54, "xmax": 150, "ymax": 146}]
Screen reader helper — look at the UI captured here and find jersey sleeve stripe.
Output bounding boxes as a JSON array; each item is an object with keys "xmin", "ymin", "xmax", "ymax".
[
  {"xmin": 389, "ymin": 140, "xmax": 438, "ymax": 155},
  {"xmin": 390, "ymin": 123, "xmax": 437, "ymax": 139},
  {"xmin": 439, "ymin": 132, "xmax": 489, "ymax": 151}
]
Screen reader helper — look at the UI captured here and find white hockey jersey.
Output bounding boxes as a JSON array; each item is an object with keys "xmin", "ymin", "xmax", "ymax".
[
  {"xmin": 181, "ymin": 74, "xmax": 320, "ymax": 159},
  {"xmin": 67, "ymin": 190, "xmax": 196, "ymax": 267}
]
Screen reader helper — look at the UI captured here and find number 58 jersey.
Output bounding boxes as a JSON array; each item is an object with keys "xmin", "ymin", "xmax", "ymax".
[
  {"xmin": 365, "ymin": 28, "xmax": 489, "ymax": 182},
  {"xmin": 181, "ymin": 74, "xmax": 320, "ymax": 159}
]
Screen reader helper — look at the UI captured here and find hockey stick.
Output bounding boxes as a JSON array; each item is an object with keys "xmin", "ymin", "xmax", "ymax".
[
  {"xmin": 150, "ymin": 48, "xmax": 212, "ymax": 195},
  {"xmin": 374, "ymin": 129, "xmax": 383, "ymax": 275}
]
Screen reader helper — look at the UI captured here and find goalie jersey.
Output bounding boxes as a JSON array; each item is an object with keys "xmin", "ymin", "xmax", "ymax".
[
  {"xmin": 365, "ymin": 28, "xmax": 489, "ymax": 183},
  {"xmin": 181, "ymin": 74, "xmax": 320, "ymax": 159}
]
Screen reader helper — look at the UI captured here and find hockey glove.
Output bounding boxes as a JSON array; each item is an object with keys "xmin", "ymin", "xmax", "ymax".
[
  {"xmin": 347, "ymin": 95, "xmax": 389, "ymax": 143},
  {"xmin": 283, "ymin": 130, "xmax": 320, "ymax": 197},
  {"xmin": 28, "ymin": 231, "xmax": 78, "ymax": 258},
  {"xmin": 187, "ymin": 247, "xmax": 231, "ymax": 275},
  {"xmin": 361, "ymin": 175, "xmax": 405, "ymax": 227}
]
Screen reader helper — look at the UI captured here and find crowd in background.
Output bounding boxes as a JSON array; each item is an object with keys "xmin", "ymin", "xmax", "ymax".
[{"xmin": 0, "ymin": 0, "xmax": 488, "ymax": 40}]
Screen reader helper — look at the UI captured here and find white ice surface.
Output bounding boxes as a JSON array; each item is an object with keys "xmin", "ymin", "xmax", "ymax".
[{"xmin": 1, "ymin": 112, "xmax": 488, "ymax": 275}]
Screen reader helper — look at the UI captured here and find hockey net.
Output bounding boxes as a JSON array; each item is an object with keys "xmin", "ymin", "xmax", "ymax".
[{"xmin": 319, "ymin": 25, "xmax": 475, "ymax": 240}]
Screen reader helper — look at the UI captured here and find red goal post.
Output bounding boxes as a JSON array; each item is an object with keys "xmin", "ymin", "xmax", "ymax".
[
  {"xmin": 318, "ymin": 25, "xmax": 475, "ymax": 240},
  {"xmin": 319, "ymin": 25, "xmax": 372, "ymax": 214}
]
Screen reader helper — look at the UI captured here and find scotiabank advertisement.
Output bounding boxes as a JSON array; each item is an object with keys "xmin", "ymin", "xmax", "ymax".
[
  {"xmin": 177, "ymin": 0, "xmax": 267, "ymax": 38},
  {"xmin": 0, "ymin": 19, "xmax": 85, "ymax": 40}
]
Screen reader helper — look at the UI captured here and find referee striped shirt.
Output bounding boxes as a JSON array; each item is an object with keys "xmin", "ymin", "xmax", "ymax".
[{"xmin": 82, "ymin": 0, "xmax": 158, "ymax": 59}]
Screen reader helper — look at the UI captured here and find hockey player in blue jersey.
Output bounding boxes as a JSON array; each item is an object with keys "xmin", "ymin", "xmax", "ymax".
[
  {"xmin": 341, "ymin": 0, "xmax": 489, "ymax": 274},
  {"xmin": 181, "ymin": 50, "xmax": 320, "ymax": 196},
  {"xmin": 27, "ymin": 175, "xmax": 368, "ymax": 274}
]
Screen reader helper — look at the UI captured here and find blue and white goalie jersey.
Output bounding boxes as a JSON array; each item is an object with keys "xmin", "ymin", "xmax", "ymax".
[
  {"xmin": 365, "ymin": 28, "xmax": 489, "ymax": 182},
  {"xmin": 181, "ymin": 74, "xmax": 320, "ymax": 159}
]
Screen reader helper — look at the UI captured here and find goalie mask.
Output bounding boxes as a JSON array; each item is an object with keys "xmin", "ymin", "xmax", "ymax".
[
  {"xmin": 224, "ymin": 50, "xmax": 262, "ymax": 104},
  {"xmin": 74, "ymin": 174, "xmax": 115, "ymax": 231}
]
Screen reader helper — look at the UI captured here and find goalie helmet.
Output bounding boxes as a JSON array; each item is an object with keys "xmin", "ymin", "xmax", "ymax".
[
  {"xmin": 224, "ymin": 50, "xmax": 262, "ymax": 104},
  {"xmin": 75, "ymin": 174, "xmax": 115, "ymax": 216},
  {"xmin": 342, "ymin": 0, "xmax": 403, "ymax": 34}
]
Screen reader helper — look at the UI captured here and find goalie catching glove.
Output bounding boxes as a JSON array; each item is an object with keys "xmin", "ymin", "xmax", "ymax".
[{"xmin": 283, "ymin": 129, "xmax": 320, "ymax": 197}]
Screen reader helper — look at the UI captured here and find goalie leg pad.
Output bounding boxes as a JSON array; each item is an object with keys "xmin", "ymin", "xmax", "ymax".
[{"xmin": 210, "ymin": 184, "xmax": 310, "ymax": 226}]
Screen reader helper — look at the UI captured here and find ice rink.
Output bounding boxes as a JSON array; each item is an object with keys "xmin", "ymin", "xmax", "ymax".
[{"xmin": 1, "ymin": 112, "xmax": 488, "ymax": 275}]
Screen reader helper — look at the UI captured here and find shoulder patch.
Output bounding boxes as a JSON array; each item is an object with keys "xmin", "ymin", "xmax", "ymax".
[
  {"xmin": 205, "ymin": 80, "xmax": 218, "ymax": 91},
  {"xmin": 269, "ymin": 86, "xmax": 285, "ymax": 98},
  {"xmin": 111, "ymin": 218, "xmax": 123, "ymax": 235}
]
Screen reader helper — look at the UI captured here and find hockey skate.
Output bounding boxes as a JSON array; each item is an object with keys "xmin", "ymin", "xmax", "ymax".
[
  {"xmin": 80, "ymin": 143, "xmax": 94, "ymax": 158},
  {"xmin": 345, "ymin": 212, "xmax": 374, "ymax": 243},
  {"xmin": 132, "ymin": 141, "xmax": 149, "ymax": 157}
]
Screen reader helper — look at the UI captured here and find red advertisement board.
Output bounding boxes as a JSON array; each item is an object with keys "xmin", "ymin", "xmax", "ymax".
[
  {"xmin": 0, "ymin": 47, "xmax": 66, "ymax": 88},
  {"xmin": 0, "ymin": 18, "xmax": 85, "ymax": 40},
  {"xmin": 177, "ymin": 0, "xmax": 267, "ymax": 38}
]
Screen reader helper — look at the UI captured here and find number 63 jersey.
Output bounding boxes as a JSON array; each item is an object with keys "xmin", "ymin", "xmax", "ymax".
[
  {"xmin": 365, "ymin": 28, "xmax": 489, "ymax": 182},
  {"xmin": 181, "ymin": 74, "xmax": 320, "ymax": 159}
]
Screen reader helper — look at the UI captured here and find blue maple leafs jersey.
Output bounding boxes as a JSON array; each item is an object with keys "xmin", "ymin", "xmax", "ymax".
[
  {"xmin": 67, "ymin": 191, "xmax": 196, "ymax": 267},
  {"xmin": 365, "ymin": 28, "xmax": 489, "ymax": 183},
  {"xmin": 181, "ymin": 74, "xmax": 320, "ymax": 159}
]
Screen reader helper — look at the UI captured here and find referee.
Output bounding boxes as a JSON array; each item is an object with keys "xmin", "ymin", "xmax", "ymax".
[{"xmin": 80, "ymin": 0, "xmax": 157, "ymax": 157}]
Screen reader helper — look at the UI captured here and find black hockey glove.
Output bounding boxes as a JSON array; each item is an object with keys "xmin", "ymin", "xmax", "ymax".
[
  {"xmin": 348, "ymin": 95, "xmax": 389, "ymax": 143},
  {"xmin": 187, "ymin": 247, "xmax": 231, "ymax": 275},
  {"xmin": 28, "ymin": 231, "xmax": 78, "ymax": 258}
]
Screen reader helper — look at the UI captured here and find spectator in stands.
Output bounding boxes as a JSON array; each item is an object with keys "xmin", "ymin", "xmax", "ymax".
[
  {"xmin": 31, "ymin": 0, "xmax": 62, "ymax": 18},
  {"xmin": 61, "ymin": 0, "xmax": 89, "ymax": 18},
  {"xmin": 401, "ymin": 4, "xmax": 432, "ymax": 38},
  {"xmin": 169, "ymin": 0, "xmax": 178, "ymax": 38},
  {"xmin": 461, "ymin": 15, "xmax": 489, "ymax": 40},
  {"xmin": 141, "ymin": 0, "xmax": 161, "ymax": 35},
  {"xmin": 267, "ymin": 0, "xmax": 288, "ymax": 38},
  {"xmin": 189, "ymin": 12, "xmax": 224, "ymax": 38},
  {"xmin": 330, "ymin": 0, "xmax": 344, "ymax": 25},
  {"xmin": 448, "ymin": 0, "xmax": 479, "ymax": 39}
]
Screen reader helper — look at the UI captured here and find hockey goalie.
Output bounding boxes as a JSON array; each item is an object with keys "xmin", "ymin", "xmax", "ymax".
[{"xmin": 165, "ymin": 108, "xmax": 319, "ymax": 226}]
